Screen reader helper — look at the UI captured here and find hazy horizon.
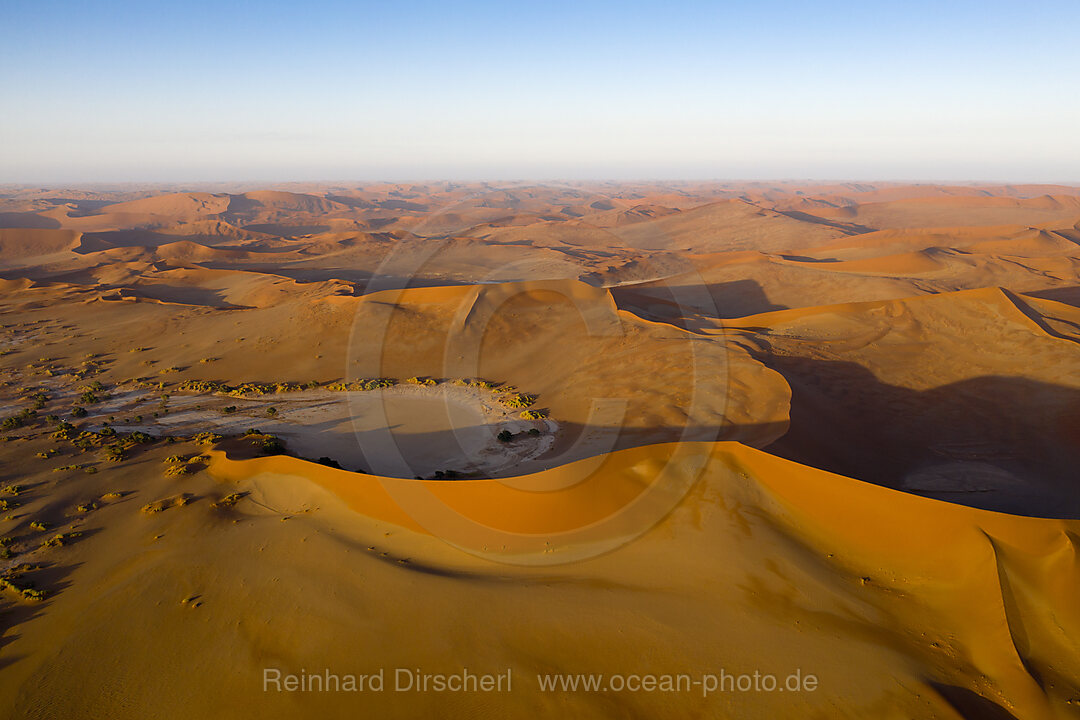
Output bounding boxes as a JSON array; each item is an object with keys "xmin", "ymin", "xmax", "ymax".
[{"xmin": 3, "ymin": 0, "xmax": 1079, "ymax": 184}]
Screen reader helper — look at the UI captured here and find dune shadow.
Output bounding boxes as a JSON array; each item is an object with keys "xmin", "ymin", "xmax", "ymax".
[
  {"xmin": 753, "ymin": 355, "xmax": 1080, "ymax": 518},
  {"xmin": 1024, "ymin": 285, "xmax": 1080, "ymax": 310},
  {"xmin": 928, "ymin": 682, "xmax": 1022, "ymax": 720},
  {"xmin": 612, "ymin": 278, "xmax": 787, "ymax": 327},
  {"xmin": 241, "ymin": 223, "xmax": 330, "ymax": 237},
  {"xmin": 0, "ymin": 213, "xmax": 61, "ymax": 229}
]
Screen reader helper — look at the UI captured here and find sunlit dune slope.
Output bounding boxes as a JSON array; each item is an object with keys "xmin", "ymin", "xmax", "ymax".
[{"xmin": 5, "ymin": 438, "xmax": 1075, "ymax": 718}]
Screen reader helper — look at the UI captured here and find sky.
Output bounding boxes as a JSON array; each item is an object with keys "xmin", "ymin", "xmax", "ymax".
[{"xmin": 1, "ymin": 0, "xmax": 1078, "ymax": 183}]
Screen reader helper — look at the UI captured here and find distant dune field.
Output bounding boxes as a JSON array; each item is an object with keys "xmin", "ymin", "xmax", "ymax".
[{"xmin": 0, "ymin": 181, "xmax": 1078, "ymax": 719}]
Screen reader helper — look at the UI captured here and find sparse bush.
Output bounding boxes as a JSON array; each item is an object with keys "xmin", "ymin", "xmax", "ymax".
[
  {"xmin": 222, "ymin": 406, "xmax": 237, "ymax": 414},
  {"xmin": 71, "ymin": 406, "xmax": 88, "ymax": 418},
  {"xmin": 30, "ymin": 521, "xmax": 49, "ymax": 531},
  {"xmin": 497, "ymin": 430, "xmax": 513, "ymax": 443},
  {"xmin": 210, "ymin": 492, "xmax": 245, "ymax": 509},
  {"xmin": 177, "ymin": 380, "xmax": 225, "ymax": 393},
  {"xmin": 501, "ymin": 393, "xmax": 536, "ymax": 409},
  {"xmin": 351, "ymin": 378, "xmax": 396, "ymax": 391},
  {"xmin": 129, "ymin": 431, "xmax": 153, "ymax": 444},
  {"xmin": 1, "ymin": 416, "xmax": 23, "ymax": 430},
  {"xmin": 2, "ymin": 485, "xmax": 22, "ymax": 495},
  {"xmin": 193, "ymin": 432, "xmax": 222, "ymax": 445},
  {"xmin": 528, "ymin": 428, "xmax": 541, "ymax": 436},
  {"xmin": 520, "ymin": 410, "xmax": 547, "ymax": 420},
  {"xmin": 259, "ymin": 436, "xmax": 284, "ymax": 455},
  {"xmin": 102, "ymin": 443, "xmax": 127, "ymax": 462},
  {"xmin": 141, "ymin": 494, "xmax": 191, "ymax": 514},
  {"xmin": 405, "ymin": 376, "xmax": 436, "ymax": 386},
  {"xmin": 266, "ymin": 407, "xmax": 277, "ymax": 417},
  {"xmin": 42, "ymin": 531, "xmax": 81, "ymax": 549}
]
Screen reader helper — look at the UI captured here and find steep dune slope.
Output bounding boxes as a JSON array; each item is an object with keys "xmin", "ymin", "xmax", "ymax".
[{"xmin": 3, "ymin": 438, "xmax": 1076, "ymax": 719}]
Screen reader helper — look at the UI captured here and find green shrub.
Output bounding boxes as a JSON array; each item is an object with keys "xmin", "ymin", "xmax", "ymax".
[
  {"xmin": 259, "ymin": 436, "xmax": 284, "ymax": 455},
  {"xmin": 352, "ymin": 378, "xmax": 396, "ymax": 391},
  {"xmin": 71, "ymin": 407, "xmax": 88, "ymax": 418},
  {"xmin": 21, "ymin": 587, "xmax": 47, "ymax": 601},
  {"xmin": 497, "ymin": 430, "xmax": 513, "ymax": 443},
  {"xmin": 42, "ymin": 532, "xmax": 81, "ymax": 549},
  {"xmin": 210, "ymin": 492, "xmax": 245, "ymax": 508},
  {"xmin": 102, "ymin": 443, "xmax": 127, "ymax": 462},
  {"xmin": 177, "ymin": 380, "xmax": 226, "ymax": 393}
]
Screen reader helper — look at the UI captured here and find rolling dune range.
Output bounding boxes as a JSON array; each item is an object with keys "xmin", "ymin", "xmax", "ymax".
[{"xmin": 0, "ymin": 181, "xmax": 1078, "ymax": 718}]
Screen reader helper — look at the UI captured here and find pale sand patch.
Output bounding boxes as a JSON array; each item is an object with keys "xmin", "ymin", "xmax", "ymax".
[{"xmin": 94, "ymin": 384, "xmax": 557, "ymax": 478}]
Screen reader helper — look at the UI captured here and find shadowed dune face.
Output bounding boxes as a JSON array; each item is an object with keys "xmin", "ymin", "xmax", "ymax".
[{"xmin": 1, "ymin": 181, "xmax": 1080, "ymax": 718}]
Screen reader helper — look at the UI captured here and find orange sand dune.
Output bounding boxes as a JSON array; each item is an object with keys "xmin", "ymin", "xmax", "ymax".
[
  {"xmin": 2, "ymin": 181, "xmax": 1080, "ymax": 719},
  {"xmin": 607, "ymin": 199, "xmax": 849, "ymax": 252},
  {"xmin": 0, "ymin": 227, "xmax": 81, "ymax": 261},
  {"xmin": 174, "ymin": 439, "xmax": 1080, "ymax": 719},
  {"xmin": 810, "ymin": 195, "xmax": 1080, "ymax": 230}
]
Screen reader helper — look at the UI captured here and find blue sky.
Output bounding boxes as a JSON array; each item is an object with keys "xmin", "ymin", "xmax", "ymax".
[{"xmin": 1, "ymin": 0, "xmax": 1078, "ymax": 182}]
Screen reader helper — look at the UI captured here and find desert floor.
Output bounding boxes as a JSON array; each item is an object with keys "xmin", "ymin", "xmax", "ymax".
[{"xmin": 0, "ymin": 181, "xmax": 1078, "ymax": 718}]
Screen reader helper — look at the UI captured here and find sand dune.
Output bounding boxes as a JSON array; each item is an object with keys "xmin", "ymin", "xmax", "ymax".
[{"xmin": 1, "ymin": 181, "xmax": 1079, "ymax": 718}]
